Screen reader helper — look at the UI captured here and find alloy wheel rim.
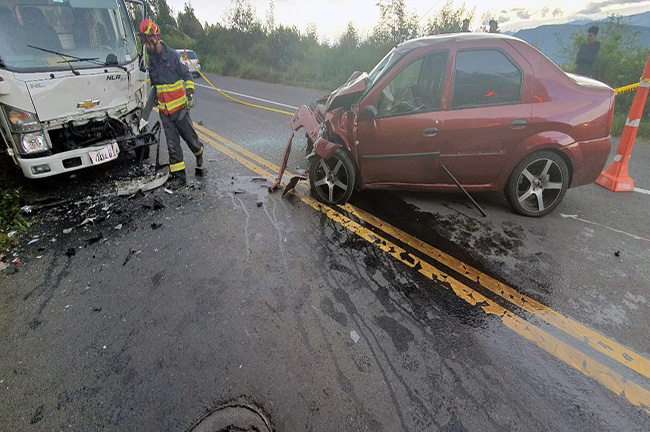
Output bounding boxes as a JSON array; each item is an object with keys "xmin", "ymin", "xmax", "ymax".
[
  {"xmin": 516, "ymin": 158, "xmax": 564, "ymax": 213},
  {"xmin": 313, "ymin": 156, "xmax": 350, "ymax": 203}
]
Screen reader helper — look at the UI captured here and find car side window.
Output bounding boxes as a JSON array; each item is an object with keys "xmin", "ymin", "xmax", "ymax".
[
  {"xmin": 451, "ymin": 49, "xmax": 522, "ymax": 109},
  {"xmin": 377, "ymin": 51, "xmax": 448, "ymax": 117}
]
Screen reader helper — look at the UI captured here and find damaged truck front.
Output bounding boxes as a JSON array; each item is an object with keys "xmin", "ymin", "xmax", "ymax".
[{"xmin": 0, "ymin": 0, "xmax": 152, "ymax": 179}]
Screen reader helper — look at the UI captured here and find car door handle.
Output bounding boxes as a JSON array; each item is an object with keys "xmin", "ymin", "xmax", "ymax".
[
  {"xmin": 510, "ymin": 119, "xmax": 527, "ymax": 129},
  {"xmin": 423, "ymin": 127, "xmax": 438, "ymax": 137}
]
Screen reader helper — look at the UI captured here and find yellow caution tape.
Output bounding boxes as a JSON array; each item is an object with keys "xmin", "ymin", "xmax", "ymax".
[
  {"xmin": 615, "ymin": 83, "xmax": 639, "ymax": 96},
  {"xmin": 187, "ymin": 60, "xmax": 294, "ymax": 116}
]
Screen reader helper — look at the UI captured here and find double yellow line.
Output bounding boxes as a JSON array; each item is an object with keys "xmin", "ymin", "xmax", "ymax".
[{"xmin": 194, "ymin": 122, "xmax": 650, "ymax": 415}]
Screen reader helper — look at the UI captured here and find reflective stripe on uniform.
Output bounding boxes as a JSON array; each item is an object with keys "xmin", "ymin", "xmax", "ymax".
[
  {"xmin": 170, "ymin": 161, "xmax": 186, "ymax": 172},
  {"xmin": 157, "ymin": 81, "xmax": 184, "ymax": 93},
  {"xmin": 185, "ymin": 80, "xmax": 195, "ymax": 90},
  {"xmin": 156, "ymin": 79, "xmax": 187, "ymax": 115},
  {"xmin": 194, "ymin": 146, "xmax": 203, "ymax": 157}
]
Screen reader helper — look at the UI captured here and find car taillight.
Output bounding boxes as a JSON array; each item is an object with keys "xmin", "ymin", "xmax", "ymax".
[{"xmin": 197, "ymin": 60, "xmax": 200, "ymax": 65}]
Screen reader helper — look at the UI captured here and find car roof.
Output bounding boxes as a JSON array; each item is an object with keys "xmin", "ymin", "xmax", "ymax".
[{"xmin": 395, "ymin": 33, "xmax": 526, "ymax": 54}]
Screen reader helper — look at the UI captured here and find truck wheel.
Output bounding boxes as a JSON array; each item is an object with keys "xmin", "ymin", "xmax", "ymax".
[
  {"xmin": 309, "ymin": 149, "xmax": 356, "ymax": 205},
  {"xmin": 505, "ymin": 150, "xmax": 569, "ymax": 217}
]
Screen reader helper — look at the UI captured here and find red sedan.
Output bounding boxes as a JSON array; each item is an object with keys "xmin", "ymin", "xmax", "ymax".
[{"xmin": 278, "ymin": 34, "xmax": 615, "ymax": 217}]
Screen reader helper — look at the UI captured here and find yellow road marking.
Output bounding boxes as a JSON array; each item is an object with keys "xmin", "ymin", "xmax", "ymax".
[
  {"xmin": 196, "ymin": 128, "xmax": 650, "ymax": 412},
  {"xmin": 197, "ymin": 123, "xmax": 650, "ymax": 383}
]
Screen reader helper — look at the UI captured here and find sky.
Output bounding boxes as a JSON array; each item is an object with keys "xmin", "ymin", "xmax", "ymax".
[{"xmin": 167, "ymin": 0, "xmax": 650, "ymax": 42}]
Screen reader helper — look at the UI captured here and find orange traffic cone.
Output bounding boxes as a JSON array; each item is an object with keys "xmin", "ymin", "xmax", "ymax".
[{"xmin": 596, "ymin": 54, "xmax": 650, "ymax": 192}]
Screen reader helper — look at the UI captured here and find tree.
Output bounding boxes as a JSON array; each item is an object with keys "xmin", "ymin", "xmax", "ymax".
[
  {"xmin": 338, "ymin": 22, "xmax": 359, "ymax": 49},
  {"xmin": 178, "ymin": 2, "xmax": 204, "ymax": 40},
  {"xmin": 224, "ymin": 0, "xmax": 259, "ymax": 33},
  {"xmin": 265, "ymin": 0, "xmax": 275, "ymax": 33},
  {"xmin": 371, "ymin": 0, "xmax": 420, "ymax": 46},
  {"xmin": 154, "ymin": 0, "xmax": 177, "ymax": 30},
  {"xmin": 423, "ymin": 1, "xmax": 475, "ymax": 35}
]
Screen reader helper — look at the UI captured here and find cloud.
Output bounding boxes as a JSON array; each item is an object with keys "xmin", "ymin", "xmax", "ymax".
[
  {"xmin": 552, "ymin": 8, "xmax": 563, "ymax": 18},
  {"xmin": 498, "ymin": 14, "xmax": 511, "ymax": 24},
  {"xmin": 578, "ymin": 0, "xmax": 648, "ymax": 15},
  {"xmin": 541, "ymin": 7, "xmax": 550, "ymax": 18},
  {"xmin": 513, "ymin": 8, "xmax": 531, "ymax": 19}
]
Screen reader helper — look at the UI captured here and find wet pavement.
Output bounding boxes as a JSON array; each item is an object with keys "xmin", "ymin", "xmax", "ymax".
[{"xmin": 1, "ymin": 74, "xmax": 649, "ymax": 431}]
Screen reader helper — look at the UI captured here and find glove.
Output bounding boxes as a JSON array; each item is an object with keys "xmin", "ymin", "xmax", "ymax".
[
  {"xmin": 186, "ymin": 90, "xmax": 195, "ymax": 109},
  {"xmin": 138, "ymin": 118, "xmax": 148, "ymax": 131}
]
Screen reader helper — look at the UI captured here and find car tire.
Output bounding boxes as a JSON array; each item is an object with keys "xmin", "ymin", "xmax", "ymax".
[
  {"xmin": 505, "ymin": 150, "xmax": 569, "ymax": 217},
  {"xmin": 309, "ymin": 148, "xmax": 356, "ymax": 205}
]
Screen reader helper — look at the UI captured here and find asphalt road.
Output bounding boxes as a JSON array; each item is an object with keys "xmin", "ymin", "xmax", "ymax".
[{"xmin": 1, "ymin": 73, "xmax": 649, "ymax": 431}]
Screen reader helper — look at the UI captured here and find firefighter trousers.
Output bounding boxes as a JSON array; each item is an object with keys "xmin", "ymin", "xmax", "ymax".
[{"xmin": 160, "ymin": 109, "xmax": 203, "ymax": 180}]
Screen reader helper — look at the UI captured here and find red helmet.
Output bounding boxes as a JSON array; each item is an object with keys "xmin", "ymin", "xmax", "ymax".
[{"xmin": 139, "ymin": 19, "xmax": 160, "ymax": 43}]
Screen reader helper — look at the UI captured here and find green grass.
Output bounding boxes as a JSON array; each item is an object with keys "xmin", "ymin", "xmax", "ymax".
[{"xmin": 0, "ymin": 155, "xmax": 31, "ymax": 251}]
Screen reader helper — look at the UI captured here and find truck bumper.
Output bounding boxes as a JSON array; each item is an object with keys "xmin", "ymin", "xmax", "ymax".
[{"xmin": 17, "ymin": 140, "xmax": 121, "ymax": 179}]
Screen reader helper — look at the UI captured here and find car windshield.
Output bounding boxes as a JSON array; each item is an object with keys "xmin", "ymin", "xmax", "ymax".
[
  {"xmin": 0, "ymin": 0, "xmax": 138, "ymax": 73},
  {"xmin": 367, "ymin": 48, "xmax": 402, "ymax": 85}
]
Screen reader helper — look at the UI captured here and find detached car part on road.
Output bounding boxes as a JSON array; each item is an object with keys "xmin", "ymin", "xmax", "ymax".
[
  {"xmin": 272, "ymin": 34, "xmax": 615, "ymax": 217},
  {"xmin": 0, "ymin": 0, "xmax": 155, "ymax": 179}
]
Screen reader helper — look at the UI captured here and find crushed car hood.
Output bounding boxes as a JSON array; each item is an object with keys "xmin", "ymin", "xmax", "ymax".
[{"xmin": 325, "ymin": 71, "xmax": 369, "ymax": 111}]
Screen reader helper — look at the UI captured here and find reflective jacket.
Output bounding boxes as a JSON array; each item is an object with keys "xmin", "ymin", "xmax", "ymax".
[{"xmin": 147, "ymin": 42, "xmax": 195, "ymax": 116}]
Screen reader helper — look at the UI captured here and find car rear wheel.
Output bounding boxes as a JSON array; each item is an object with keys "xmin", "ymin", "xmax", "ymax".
[
  {"xmin": 505, "ymin": 151, "xmax": 569, "ymax": 217},
  {"xmin": 309, "ymin": 149, "xmax": 356, "ymax": 205}
]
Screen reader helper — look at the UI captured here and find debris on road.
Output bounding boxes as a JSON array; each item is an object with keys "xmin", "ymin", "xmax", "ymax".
[
  {"xmin": 115, "ymin": 224, "xmax": 123, "ymax": 230},
  {"xmin": 123, "ymin": 248, "xmax": 141, "ymax": 266},
  {"xmin": 116, "ymin": 171, "xmax": 169, "ymax": 197},
  {"xmin": 153, "ymin": 197, "xmax": 165, "ymax": 210},
  {"xmin": 350, "ymin": 331, "xmax": 360, "ymax": 344},
  {"xmin": 256, "ymin": 202, "xmax": 263, "ymax": 207},
  {"xmin": 65, "ymin": 248, "xmax": 76, "ymax": 257},
  {"xmin": 615, "ymin": 250, "xmax": 621, "ymax": 257},
  {"xmin": 163, "ymin": 188, "xmax": 174, "ymax": 195},
  {"xmin": 85, "ymin": 233, "xmax": 103, "ymax": 245},
  {"xmin": 151, "ymin": 223, "xmax": 163, "ymax": 230},
  {"xmin": 77, "ymin": 217, "xmax": 96, "ymax": 228}
]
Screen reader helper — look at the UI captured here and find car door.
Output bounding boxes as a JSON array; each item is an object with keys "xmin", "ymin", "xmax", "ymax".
[
  {"xmin": 355, "ymin": 51, "xmax": 449, "ymax": 186},
  {"xmin": 432, "ymin": 47, "xmax": 533, "ymax": 186}
]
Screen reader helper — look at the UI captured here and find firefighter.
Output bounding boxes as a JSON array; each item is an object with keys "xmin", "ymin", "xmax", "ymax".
[{"xmin": 139, "ymin": 19, "xmax": 204, "ymax": 189}]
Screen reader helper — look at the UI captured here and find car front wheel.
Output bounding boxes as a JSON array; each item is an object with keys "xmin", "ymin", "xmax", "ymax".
[
  {"xmin": 505, "ymin": 151, "xmax": 569, "ymax": 217},
  {"xmin": 309, "ymin": 149, "xmax": 356, "ymax": 205}
]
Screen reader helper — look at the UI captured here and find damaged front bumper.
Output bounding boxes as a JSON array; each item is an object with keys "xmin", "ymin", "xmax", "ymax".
[{"xmin": 269, "ymin": 104, "xmax": 342, "ymax": 195}]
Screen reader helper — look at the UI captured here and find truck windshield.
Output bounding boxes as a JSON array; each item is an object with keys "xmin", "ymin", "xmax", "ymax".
[{"xmin": 0, "ymin": 0, "xmax": 138, "ymax": 73}]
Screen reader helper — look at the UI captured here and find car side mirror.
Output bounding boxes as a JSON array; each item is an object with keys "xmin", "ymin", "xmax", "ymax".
[{"xmin": 363, "ymin": 105, "xmax": 378, "ymax": 120}]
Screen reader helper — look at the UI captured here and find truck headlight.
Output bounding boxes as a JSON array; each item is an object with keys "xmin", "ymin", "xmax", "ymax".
[
  {"xmin": 21, "ymin": 132, "xmax": 48, "ymax": 153},
  {"xmin": 2, "ymin": 105, "xmax": 40, "ymax": 132}
]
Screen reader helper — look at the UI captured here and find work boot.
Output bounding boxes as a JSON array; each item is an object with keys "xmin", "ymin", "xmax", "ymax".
[
  {"xmin": 166, "ymin": 173, "xmax": 186, "ymax": 190},
  {"xmin": 195, "ymin": 146, "xmax": 206, "ymax": 177}
]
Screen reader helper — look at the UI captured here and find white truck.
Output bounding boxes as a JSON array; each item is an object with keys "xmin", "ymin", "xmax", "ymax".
[{"xmin": 0, "ymin": 0, "xmax": 154, "ymax": 179}]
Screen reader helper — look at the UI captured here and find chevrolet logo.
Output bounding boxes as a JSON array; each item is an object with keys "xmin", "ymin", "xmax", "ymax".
[{"xmin": 77, "ymin": 99, "xmax": 100, "ymax": 109}]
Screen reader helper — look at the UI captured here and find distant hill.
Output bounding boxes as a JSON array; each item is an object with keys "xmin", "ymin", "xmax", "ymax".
[{"xmin": 512, "ymin": 12, "xmax": 650, "ymax": 67}]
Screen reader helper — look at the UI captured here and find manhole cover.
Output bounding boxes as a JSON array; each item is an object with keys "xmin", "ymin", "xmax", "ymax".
[{"xmin": 188, "ymin": 404, "xmax": 272, "ymax": 432}]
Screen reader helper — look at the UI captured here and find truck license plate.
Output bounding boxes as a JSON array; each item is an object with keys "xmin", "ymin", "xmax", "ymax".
[{"xmin": 89, "ymin": 141, "xmax": 119, "ymax": 165}]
